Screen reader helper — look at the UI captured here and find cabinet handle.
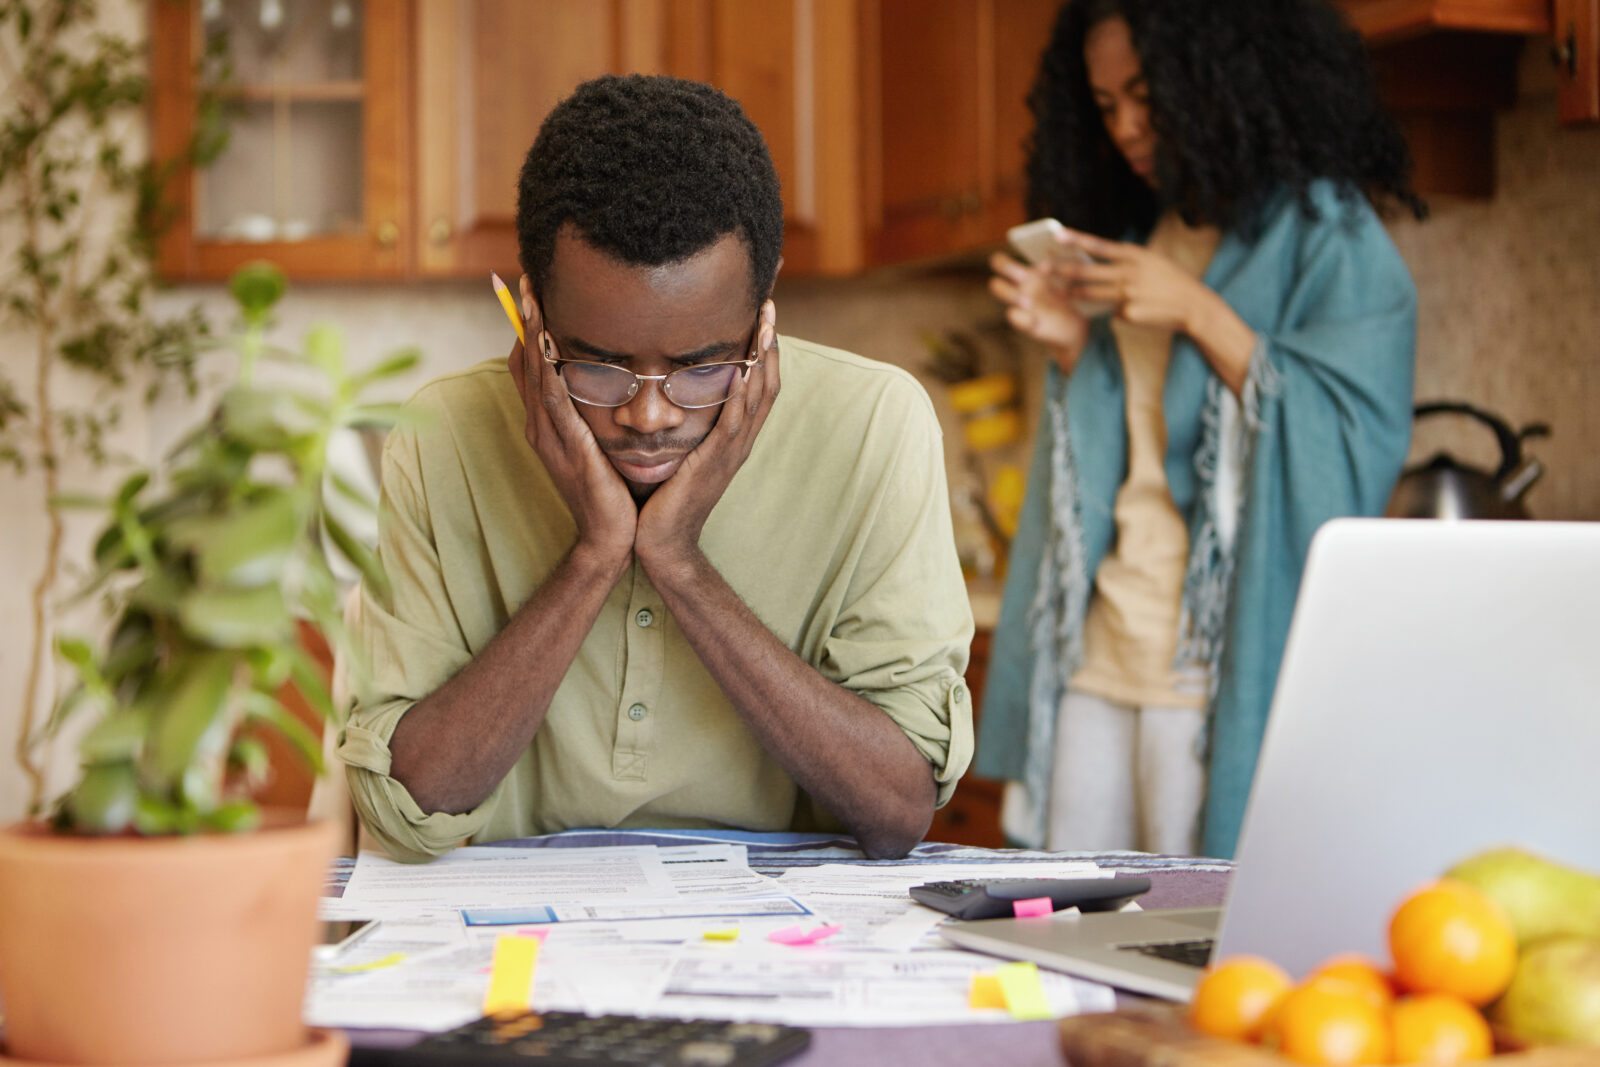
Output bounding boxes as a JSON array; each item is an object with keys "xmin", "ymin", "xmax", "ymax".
[
  {"xmin": 940, "ymin": 197, "xmax": 962, "ymax": 222},
  {"xmin": 375, "ymin": 221, "xmax": 399, "ymax": 248},
  {"xmin": 429, "ymin": 216, "xmax": 453, "ymax": 246},
  {"xmin": 960, "ymin": 192, "xmax": 982, "ymax": 215},
  {"xmin": 1551, "ymin": 22, "xmax": 1578, "ymax": 78}
]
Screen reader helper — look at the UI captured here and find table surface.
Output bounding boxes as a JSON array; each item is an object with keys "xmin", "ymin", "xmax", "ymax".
[{"xmin": 336, "ymin": 829, "xmax": 1233, "ymax": 1067}]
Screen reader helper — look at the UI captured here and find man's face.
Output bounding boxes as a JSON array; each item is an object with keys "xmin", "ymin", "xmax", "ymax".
[{"xmin": 538, "ymin": 227, "xmax": 761, "ymax": 499}]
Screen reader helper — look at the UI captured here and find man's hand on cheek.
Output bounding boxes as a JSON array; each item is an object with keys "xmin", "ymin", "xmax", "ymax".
[
  {"xmin": 635, "ymin": 300, "xmax": 779, "ymax": 576},
  {"xmin": 508, "ymin": 283, "xmax": 638, "ymax": 571}
]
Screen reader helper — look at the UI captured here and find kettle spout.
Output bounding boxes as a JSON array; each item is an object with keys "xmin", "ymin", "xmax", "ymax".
[{"xmin": 1500, "ymin": 457, "xmax": 1543, "ymax": 503}]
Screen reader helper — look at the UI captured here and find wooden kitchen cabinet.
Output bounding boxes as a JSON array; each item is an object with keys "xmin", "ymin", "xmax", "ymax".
[
  {"xmin": 863, "ymin": 0, "xmax": 1060, "ymax": 269},
  {"xmin": 411, "ymin": 0, "xmax": 674, "ymax": 278},
  {"xmin": 1553, "ymin": 0, "xmax": 1600, "ymax": 124},
  {"xmin": 150, "ymin": 0, "xmax": 412, "ymax": 281},
  {"xmin": 1337, "ymin": 0, "xmax": 1549, "ymax": 43},
  {"xmin": 414, "ymin": 0, "xmax": 1061, "ymax": 278},
  {"xmin": 153, "ymin": 0, "xmax": 1060, "ymax": 282}
]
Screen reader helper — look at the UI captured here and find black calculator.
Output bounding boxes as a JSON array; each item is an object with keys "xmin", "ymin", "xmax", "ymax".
[
  {"xmin": 910, "ymin": 876, "xmax": 1150, "ymax": 920},
  {"xmin": 348, "ymin": 1010, "xmax": 810, "ymax": 1067}
]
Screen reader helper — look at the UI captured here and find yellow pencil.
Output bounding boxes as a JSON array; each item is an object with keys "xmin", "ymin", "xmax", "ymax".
[{"xmin": 490, "ymin": 271, "xmax": 525, "ymax": 346}]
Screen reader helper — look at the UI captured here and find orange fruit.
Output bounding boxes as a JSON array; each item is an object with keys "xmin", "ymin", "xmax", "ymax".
[
  {"xmin": 1188, "ymin": 955, "xmax": 1293, "ymax": 1041},
  {"xmin": 1389, "ymin": 880, "xmax": 1517, "ymax": 1006},
  {"xmin": 1269, "ymin": 982, "xmax": 1391, "ymax": 1065},
  {"xmin": 1305, "ymin": 954, "xmax": 1396, "ymax": 1013},
  {"xmin": 1390, "ymin": 993, "xmax": 1493, "ymax": 1064}
]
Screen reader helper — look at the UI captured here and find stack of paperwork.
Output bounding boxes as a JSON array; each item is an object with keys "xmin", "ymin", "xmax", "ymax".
[{"xmin": 307, "ymin": 835, "xmax": 1134, "ymax": 1031}]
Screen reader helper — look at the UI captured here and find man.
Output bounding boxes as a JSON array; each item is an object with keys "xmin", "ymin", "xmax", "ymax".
[{"xmin": 339, "ymin": 75, "xmax": 973, "ymax": 861}]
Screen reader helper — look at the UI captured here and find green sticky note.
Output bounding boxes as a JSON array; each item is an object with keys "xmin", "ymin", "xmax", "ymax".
[{"xmin": 995, "ymin": 961, "xmax": 1053, "ymax": 1020}]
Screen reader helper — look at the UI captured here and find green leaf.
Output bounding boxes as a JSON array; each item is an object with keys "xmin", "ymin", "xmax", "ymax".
[
  {"xmin": 147, "ymin": 652, "xmax": 235, "ymax": 792},
  {"xmin": 132, "ymin": 794, "xmax": 181, "ymax": 835},
  {"xmin": 57, "ymin": 635, "xmax": 96, "ymax": 669},
  {"xmin": 219, "ymin": 383, "xmax": 321, "ymax": 450},
  {"xmin": 65, "ymin": 761, "xmax": 140, "ymax": 835},
  {"xmin": 229, "ymin": 262, "xmax": 286, "ymax": 325},
  {"xmin": 350, "ymin": 349, "xmax": 421, "ymax": 391},
  {"xmin": 204, "ymin": 800, "xmax": 261, "ymax": 833},
  {"xmin": 79, "ymin": 709, "xmax": 148, "ymax": 762},
  {"xmin": 344, "ymin": 403, "xmax": 408, "ymax": 430},
  {"xmin": 323, "ymin": 512, "xmax": 389, "ymax": 602},
  {"xmin": 287, "ymin": 642, "xmax": 336, "ymax": 722},
  {"xmin": 178, "ymin": 583, "xmax": 293, "ymax": 647},
  {"xmin": 165, "ymin": 487, "xmax": 302, "ymax": 587},
  {"xmin": 242, "ymin": 691, "xmax": 324, "ymax": 776},
  {"xmin": 229, "ymin": 735, "xmax": 270, "ymax": 789},
  {"xmin": 304, "ymin": 323, "xmax": 346, "ymax": 378}
]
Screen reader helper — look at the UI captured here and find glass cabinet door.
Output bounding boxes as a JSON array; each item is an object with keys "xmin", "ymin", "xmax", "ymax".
[{"xmin": 151, "ymin": 0, "xmax": 408, "ymax": 280}]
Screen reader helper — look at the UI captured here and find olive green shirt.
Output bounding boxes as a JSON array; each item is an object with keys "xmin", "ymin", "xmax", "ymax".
[{"xmin": 339, "ymin": 336, "xmax": 974, "ymax": 861}]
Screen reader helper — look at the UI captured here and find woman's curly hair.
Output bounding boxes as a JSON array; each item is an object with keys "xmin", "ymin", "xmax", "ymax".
[{"xmin": 1026, "ymin": 0, "xmax": 1426, "ymax": 240}]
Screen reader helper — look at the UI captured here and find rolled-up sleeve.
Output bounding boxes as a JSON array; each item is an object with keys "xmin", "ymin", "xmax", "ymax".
[
  {"xmin": 338, "ymin": 425, "xmax": 491, "ymax": 862},
  {"xmin": 818, "ymin": 376, "xmax": 975, "ymax": 806}
]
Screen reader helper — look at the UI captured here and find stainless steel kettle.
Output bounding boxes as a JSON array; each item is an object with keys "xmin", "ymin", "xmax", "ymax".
[{"xmin": 1386, "ymin": 402, "xmax": 1549, "ymax": 520}]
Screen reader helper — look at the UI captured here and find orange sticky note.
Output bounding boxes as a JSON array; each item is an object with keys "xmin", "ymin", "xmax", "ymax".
[
  {"xmin": 968, "ymin": 973, "xmax": 1007, "ymax": 1010},
  {"xmin": 482, "ymin": 934, "xmax": 540, "ymax": 1015},
  {"xmin": 995, "ymin": 961, "xmax": 1053, "ymax": 1020}
]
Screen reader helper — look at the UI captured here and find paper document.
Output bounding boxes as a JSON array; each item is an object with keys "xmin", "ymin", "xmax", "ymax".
[{"xmin": 337, "ymin": 845, "xmax": 680, "ymax": 918}]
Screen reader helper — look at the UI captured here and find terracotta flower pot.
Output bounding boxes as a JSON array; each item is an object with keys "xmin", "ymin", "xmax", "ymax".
[{"xmin": 0, "ymin": 812, "xmax": 338, "ymax": 1065}]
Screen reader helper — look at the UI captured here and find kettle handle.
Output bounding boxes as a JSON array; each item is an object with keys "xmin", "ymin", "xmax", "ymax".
[{"xmin": 1412, "ymin": 401, "xmax": 1537, "ymax": 482}]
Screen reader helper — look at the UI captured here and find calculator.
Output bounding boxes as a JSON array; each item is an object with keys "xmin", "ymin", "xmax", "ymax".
[
  {"xmin": 910, "ymin": 876, "xmax": 1151, "ymax": 920},
  {"xmin": 348, "ymin": 1010, "xmax": 811, "ymax": 1067}
]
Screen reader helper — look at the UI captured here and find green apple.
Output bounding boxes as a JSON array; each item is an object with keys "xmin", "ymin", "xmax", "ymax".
[
  {"xmin": 1445, "ymin": 847, "xmax": 1600, "ymax": 947},
  {"xmin": 1489, "ymin": 936, "xmax": 1600, "ymax": 1046}
]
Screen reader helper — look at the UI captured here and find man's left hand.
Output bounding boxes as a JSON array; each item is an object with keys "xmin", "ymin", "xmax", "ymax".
[{"xmin": 634, "ymin": 299, "xmax": 779, "ymax": 576}]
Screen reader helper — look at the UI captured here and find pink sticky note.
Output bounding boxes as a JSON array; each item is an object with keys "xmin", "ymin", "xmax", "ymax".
[
  {"xmin": 767, "ymin": 923, "xmax": 842, "ymax": 945},
  {"xmin": 1012, "ymin": 896, "xmax": 1054, "ymax": 918}
]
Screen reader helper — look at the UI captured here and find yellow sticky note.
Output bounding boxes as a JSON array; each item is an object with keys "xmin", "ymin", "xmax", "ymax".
[
  {"xmin": 995, "ymin": 961, "xmax": 1053, "ymax": 1020},
  {"xmin": 331, "ymin": 951, "xmax": 408, "ymax": 974},
  {"xmin": 702, "ymin": 928, "xmax": 740, "ymax": 942},
  {"xmin": 483, "ymin": 935, "xmax": 540, "ymax": 1015},
  {"xmin": 968, "ymin": 972, "xmax": 1007, "ymax": 1010}
]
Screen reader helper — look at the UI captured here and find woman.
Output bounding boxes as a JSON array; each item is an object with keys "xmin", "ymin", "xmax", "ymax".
[{"xmin": 976, "ymin": 0, "xmax": 1424, "ymax": 858}]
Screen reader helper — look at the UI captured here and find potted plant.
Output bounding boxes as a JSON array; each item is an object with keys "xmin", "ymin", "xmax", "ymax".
[{"xmin": 0, "ymin": 262, "xmax": 416, "ymax": 1066}]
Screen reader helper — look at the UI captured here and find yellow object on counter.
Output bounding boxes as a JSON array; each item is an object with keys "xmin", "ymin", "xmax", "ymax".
[
  {"xmin": 947, "ymin": 372, "xmax": 1017, "ymax": 414},
  {"xmin": 988, "ymin": 464, "xmax": 1026, "ymax": 538},
  {"xmin": 964, "ymin": 409, "xmax": 1022, "ymax": 452}
]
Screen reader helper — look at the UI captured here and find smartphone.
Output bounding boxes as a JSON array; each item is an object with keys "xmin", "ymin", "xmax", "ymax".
[
  {"xmin": 1006, "ymin": 218, "xmax": 1094, "ymax": 268},
  {"xmin": 1004, "ymin": 218, "xmax": 1116, "ymax": 318}
]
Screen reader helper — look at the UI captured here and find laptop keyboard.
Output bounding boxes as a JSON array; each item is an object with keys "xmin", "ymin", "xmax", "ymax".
[{"xmin": 1117, "ymin": 937, "xmax": 1214, "ymax": 968}]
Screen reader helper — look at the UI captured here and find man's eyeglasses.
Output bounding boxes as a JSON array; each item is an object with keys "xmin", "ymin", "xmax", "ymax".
[{"xmin": 539, "ymin": 330, "xmax": 760, "ymax": 410}]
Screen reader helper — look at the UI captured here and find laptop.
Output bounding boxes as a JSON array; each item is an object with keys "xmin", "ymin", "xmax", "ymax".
[{"xmin": 940, "ymin": 518, "xmax": 1600, "ymax": 1000}]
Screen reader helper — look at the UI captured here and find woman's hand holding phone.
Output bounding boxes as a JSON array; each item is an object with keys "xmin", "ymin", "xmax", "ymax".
[{"xmin": 991, "ymin": 218, "xmax": 1099, "ymax": 373}]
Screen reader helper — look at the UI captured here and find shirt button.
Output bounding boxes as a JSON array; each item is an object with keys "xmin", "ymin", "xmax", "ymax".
[
  {"xmin": 627, "ymin": 703, "xmax": 648, "ymax": 721},
  {"xmin": 635, "ymin": 608, "xmax": 654, "ymax": 628}
]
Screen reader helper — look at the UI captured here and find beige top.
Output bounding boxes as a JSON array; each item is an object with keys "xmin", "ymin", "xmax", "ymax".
[
  {"xmin": 1071, "ymin": 214, "xmax": 1221, "ymax": 709},
  {"xmin": 338, "ymin": 337, "xmax": 975, "ymax": 862}
]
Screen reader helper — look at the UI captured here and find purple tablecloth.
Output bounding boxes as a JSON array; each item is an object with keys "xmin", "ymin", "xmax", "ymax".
[{"xmin": 338, "ymin": 830, "xmax": 1233, "ymax": 1067}]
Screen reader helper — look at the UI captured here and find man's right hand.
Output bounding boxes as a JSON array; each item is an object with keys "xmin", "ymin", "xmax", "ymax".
[
  {"xmin": 506, "ymin": 284, "xmax": 637, "ymax": 571},
  {"xmin": 989, "ymin": 251, "xmax": 1091, "ymax": 375}
]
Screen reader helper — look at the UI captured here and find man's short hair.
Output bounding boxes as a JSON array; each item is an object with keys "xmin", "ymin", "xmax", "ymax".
[{"xmin": 515, "ymin": 74, "xmax": 784, "ymax": 310}]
